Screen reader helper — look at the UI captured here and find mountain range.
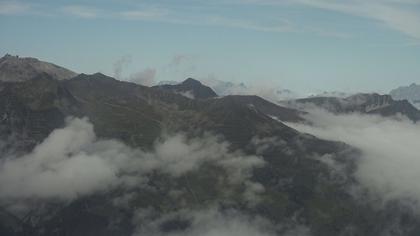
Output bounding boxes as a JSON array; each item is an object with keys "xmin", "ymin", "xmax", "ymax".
[
  {"xmin": 1, "ymin": 54, "xmax": 420, "ymax": 235},
  {"xmin": 284, "ymin": 93, "xmax": 420, "ymax": 122}
]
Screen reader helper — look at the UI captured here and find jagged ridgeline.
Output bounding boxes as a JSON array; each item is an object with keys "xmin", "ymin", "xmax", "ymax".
[
  {"xmin": 1, "ymin": 54, "xmax": 420, "ymax": 236},
  {"xmin": 284, "ymin": 93, "xmax": 420, "ymax": 122}
]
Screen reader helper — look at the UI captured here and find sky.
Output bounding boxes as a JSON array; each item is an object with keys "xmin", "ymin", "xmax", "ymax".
[{"xmin": 1, "ymin": 0, "xmax": 420, "ymax": 95}]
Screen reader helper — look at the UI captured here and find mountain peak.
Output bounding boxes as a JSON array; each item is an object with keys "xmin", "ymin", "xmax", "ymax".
[
  {"xmin": 181, "ymin": 78, "xmax": 202, "ymax": 86},
  {"xmin": 0, "ymin": 54, "xmax": 77, "ymax": 82},
  {"xmin": 1, "ymin": 54, "xmax": 40, "ymax": 63},
  {"xmin": 153, "ymin": 78, "xmax": 218, "ymax": 99},
  {"xmin": 2, "ymin": 53, "xmax": 18, "ymax": 59}
]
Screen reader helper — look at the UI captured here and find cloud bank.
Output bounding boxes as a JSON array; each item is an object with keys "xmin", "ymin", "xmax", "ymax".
[
  {"xmin": 0, "ymin": 117, "xmax": 264, "ymax": 201},
  {"xmin": 286, "ymin": 109, "xmax": 420, "ymax": 205},
  {"xmin": 132, "ymin": 207, "xmax": 311, "ymax": 236}
]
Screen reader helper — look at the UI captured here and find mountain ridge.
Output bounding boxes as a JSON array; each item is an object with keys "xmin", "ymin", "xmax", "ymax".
[
  {"xmin": 285, "ymin": 93, "xmax": 420, "ymax": 122},
  {"xmin": 0, "ymin": 54, "xmax": 77, "ymax": 82}
]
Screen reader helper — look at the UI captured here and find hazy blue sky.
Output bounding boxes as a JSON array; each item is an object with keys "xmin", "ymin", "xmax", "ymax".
[{"xmin": 1, "ymin": 0, "xmax": 420, "ymax": 94}]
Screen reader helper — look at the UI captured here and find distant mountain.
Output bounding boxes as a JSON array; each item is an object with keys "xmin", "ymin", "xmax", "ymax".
[
  {"xmin": 204, "ymin": 79, "xmax": 299, "ymax": 101},
  {"xmin": 155, "ymin": 79, "xmax": 303, "ymax": 122},
  {"xmin": 156, "ymin": 79, "xmax": 299, "ymax": 102},
  {"xmin": 153, "ymin": 78, "xmax": 218, "ymax": 99},
  {"xmin": 0, "ymin": 54, "xmax": 77, "ymax": 82},
  {"xmin": 390, "ymin": 83, "xmax": 420, "ymax": 109},
  {"xmin": 286, "ymin": 93, "xmax": 420, "ymax": 122}
]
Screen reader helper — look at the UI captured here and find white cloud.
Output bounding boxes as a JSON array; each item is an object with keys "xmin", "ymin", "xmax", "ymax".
[
  {"xmin": 204, "ymin": 15, "xmax": 294, "ymax": 33},
  {"xmin": 0, "ymin": 117, "xmax": 118, "ymax": 199},
  {"xmin": 120, "ymin": 8, "xmax": 169, "ymax": 21},
  {"xmin": 113, "ymin": 55, "xmax": 132, "ymax": 79},
  {"xmin": 129, "ymin": 68, "xmax": 157, "ymax": 86},
  {"xmin": 133, "ymin": 207, "xmax": 311, "ymax": 236},
  {"xmin": 112, "ymin": 56, "xmax": 158, "ymax": 86},
  {"xmin": 61, "ymin": 5, "xmax": 101, "ymax": 19},
  {"xmin": 0, "ymin": 117, "xmax": 264, "ymax": 201},
  {"xmin": 121, "ymin": 7, "xmax": 294, "ymax": 33},
  {"xmin": 285, "ymin": 109, "xmax": 420, "ymax": 205},
  {"xmin": 0, "ymin": 1, "xmax": 30, "ymax": 15},
  {"xmin": 234, "ymin": 0, "xmax": 420, "ymax": 40},
  {"xmin": 177, "ymin": 90, "xmax": 195, "ymax": 99},
  {"xmin": 291, "ymin": 0, "xmax": 420, "ymax": 40},
  {"xmin": 0, "ymin": 1, "xmax": 348, "ymax": 37},
  {"xmin": 5, "ymin": 0, "xmax": 419, "ymax": 39}
]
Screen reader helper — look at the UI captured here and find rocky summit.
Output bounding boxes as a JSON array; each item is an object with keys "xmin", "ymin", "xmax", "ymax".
[{"xmin": 0, "ymin": 54, "xmax": 77, "ymax": 82}]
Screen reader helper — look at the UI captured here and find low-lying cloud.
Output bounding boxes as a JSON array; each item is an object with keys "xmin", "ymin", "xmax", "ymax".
[
  {"xmin": 129, "ymin": 68, "xmax": 157, "ymax": 86},
  {"xmin": 286, "ymin": 109, "xmax": 420, "ymax": 205},
  {"xmin": 0, "ymin": 117, "xmax": 264, "ymax": 201},
  {"xmin": 132, "ymin": 207, "xmax": 311, "ymax": 236},
  {"xmin": 113, "ymin": 55, "xmax": 132, "ymax": 80}
]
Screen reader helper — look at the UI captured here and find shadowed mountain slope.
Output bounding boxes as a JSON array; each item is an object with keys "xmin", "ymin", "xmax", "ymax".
[{"xmin": 0, "ymin": 74, "xmax": 419, "ymax": 235}]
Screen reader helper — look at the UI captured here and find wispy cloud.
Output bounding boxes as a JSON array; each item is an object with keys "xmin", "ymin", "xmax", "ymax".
[
  {"xmin": 0, "ymin": 1, "xmax": 345, "ymax": 37},
  {"xmin": 294, "ymin": 0, "xmax": 420, "ymax": 40},
  {"xmin": 120, "ymin": 7, "xmax": 294, "ymax": 33},
  {"xmin": 242, "ymin": 0, "xmax": 420, "ymax": 40},
  {"xmin": 204, "ymin": 15, "xmax": 294, "ymax": 32},
  {"xmin": 0, "ymin": 1, "xmax": 30, "ymax": 15},
  {"xmin": 7, "ymin": 0, "xmax": 418, "ymax": 39},
  {"xmin": 61, "ymin": 5, "xmax": 101, "ymax": 19},
  {"xmin": 120, "ymin": 8, "xmax": 169, "ymax": 21}
]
